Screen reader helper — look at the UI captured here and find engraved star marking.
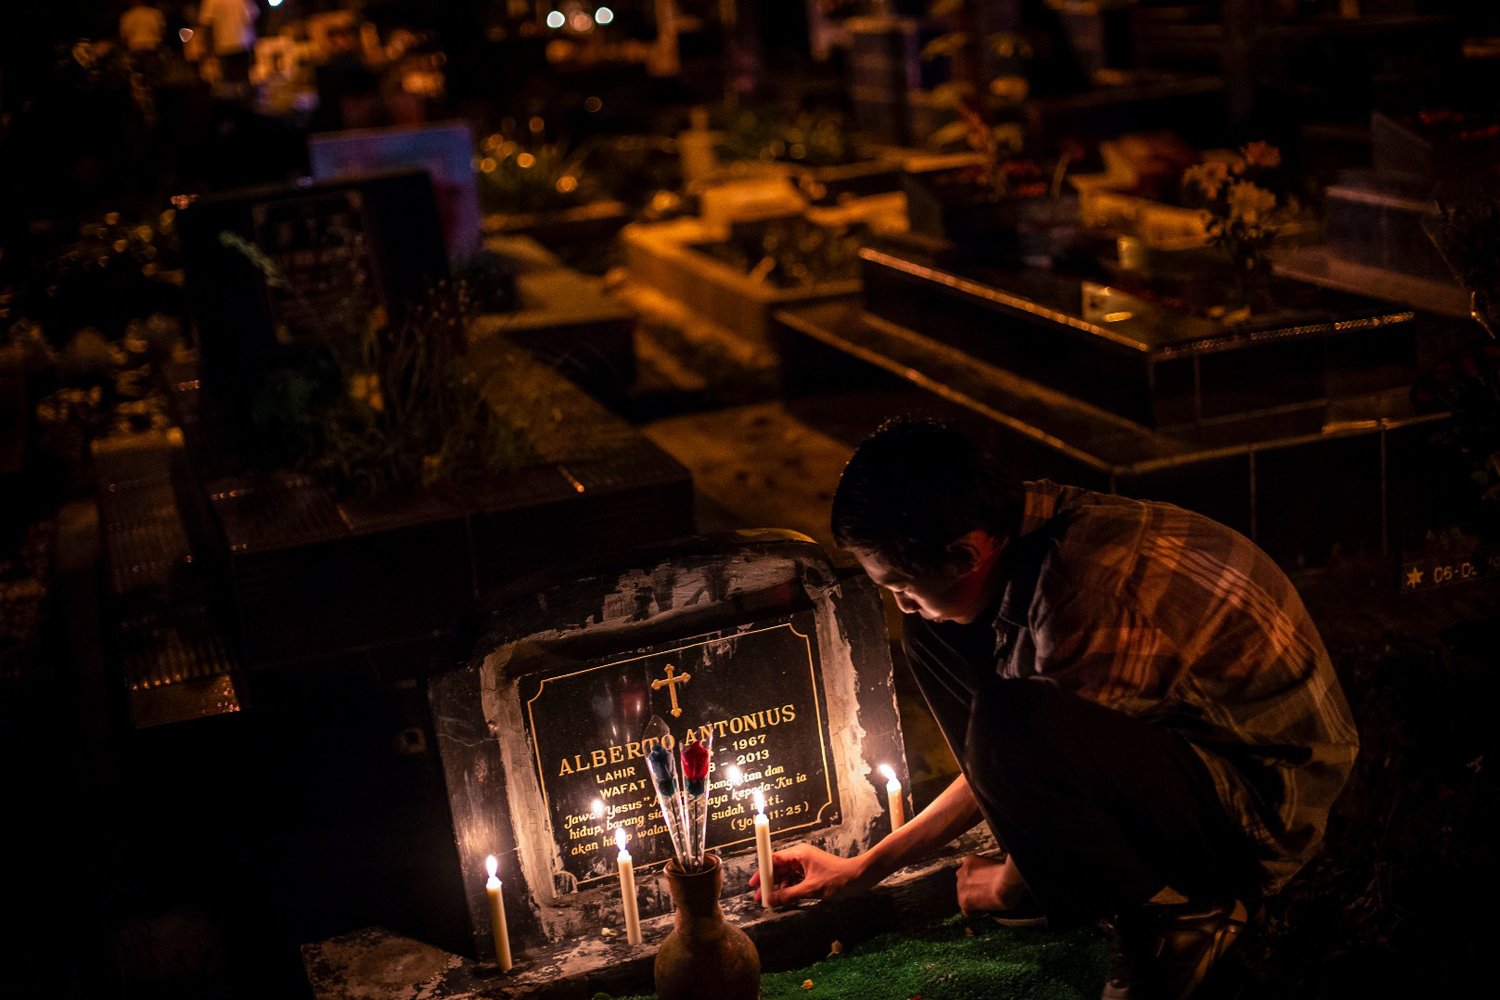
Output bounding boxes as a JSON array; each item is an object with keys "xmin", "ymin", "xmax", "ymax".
[
  {"xmin": 1405, "ymin": 567, "xmax": 1424, "ymax": 589},
  {"xmin": 651, "ymin": 663, "xmax": 691, "ymax": 718}
]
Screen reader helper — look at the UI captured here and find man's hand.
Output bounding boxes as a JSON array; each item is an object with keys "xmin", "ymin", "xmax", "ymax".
[
  {"xmin": 747, "ymin": 843, "xmax": 875, "ymax": 906},
  {"xmin": 955, "ymin": 853, "xmax": 1024, "ymax": 915}
]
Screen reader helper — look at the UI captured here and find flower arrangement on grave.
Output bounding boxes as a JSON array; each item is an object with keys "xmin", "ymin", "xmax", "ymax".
[
  {"xmin": 901, "ymin": 100, "xmax": 1080, "ymax": 248},
  {"xmin": 940, "ymin": 101, "xmax": 1080, "ymax": 203},
  {"xmin": 641, "ymin": 716, "xmax": 714, "ymax": 872},
  {"xmin": 640, "ymin": 717, "xmax": 761, "ymax": 1000},
  {"xmin": 917, "ymin": 0, "xmax": 1075, "ymax": 198},
  {"xmin": 1180, "ymin": 141, "xmax": 1295, "ymax": 274},
  {"xmin": 223, "ymin": 233, "xmax": 535, "ymax": 497}
]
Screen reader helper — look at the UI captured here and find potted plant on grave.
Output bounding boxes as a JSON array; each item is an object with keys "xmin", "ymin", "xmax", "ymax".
[
  {"xmin": 899, "ymin": 3, "xmax": 1079, "ymax": 250},
  {"xmin": 223, "ymin": 233, "xmax": 538, "ymax": 498},
  {"xmin": 182, "ymin": 208, "xmax": 691, "ymax": 671},
  {"xmin": 714, "ymin": 106, "xmax": 902, "ymax": 204},
  {"xmin": 476, "ymin": 130, "xmax": 630, "ymax": 274},
  {"xmin": 901, "ymin": 100, "xmax": 1080, "ymax": 250},
  {"xmin": 692, "ymin": 216, "xmax": 868, "ymax": 291}
]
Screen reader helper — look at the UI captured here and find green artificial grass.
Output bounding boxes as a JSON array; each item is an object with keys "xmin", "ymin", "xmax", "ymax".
[{"xmin": 611, "ymin": 915, "xmax": 1110, "ymax": 1000}]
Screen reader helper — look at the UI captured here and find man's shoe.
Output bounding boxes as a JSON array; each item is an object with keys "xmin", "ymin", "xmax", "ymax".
[
  {"xmin": 989, "ymin": 892, "xmax": 1049, "ymax": 928},
  {"xmin": 1099, "ymin": 898, "xmax": 1249, "ymax": 1000}
]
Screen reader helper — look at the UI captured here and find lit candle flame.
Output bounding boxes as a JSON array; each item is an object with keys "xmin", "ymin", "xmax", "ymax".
[
  {"xmin": 753, "ymin": 789, "xmax": 766, "ymax": 814},
  {"xmin": 486, "ymin": 855, "xmax": 498, "ymax": 879},
  {"xmin": 879, "ymin": 763, "xmax": 898, "ymax": 783},
  {"xmin": 591, "ymin": 798, "xmax": 605, "ymax": 818},
  {"xmin": 615, "ymin": 826, "xmax": 628, "ymax": 853}
]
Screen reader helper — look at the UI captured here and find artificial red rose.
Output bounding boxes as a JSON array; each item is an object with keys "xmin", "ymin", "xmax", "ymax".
[{"xmin": 681, "ymin": 742, "xmax": 711, "ymax": 782}]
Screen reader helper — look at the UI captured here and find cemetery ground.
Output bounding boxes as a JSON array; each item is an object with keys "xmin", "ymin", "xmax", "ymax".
[{"xmin": 1, "ymin": 295, "xmax": 1495, "ymax": 1000}]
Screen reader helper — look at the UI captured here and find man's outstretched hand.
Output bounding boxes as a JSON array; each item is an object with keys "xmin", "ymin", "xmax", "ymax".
[{"xmin": 747, "ymin": 843, "xmax": 875, "ymax": 906}]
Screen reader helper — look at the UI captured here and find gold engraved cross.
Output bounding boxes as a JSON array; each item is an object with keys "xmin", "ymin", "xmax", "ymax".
[{"xmin": 651, "ymin": 663, "xmax": 692, "ymax": 718}]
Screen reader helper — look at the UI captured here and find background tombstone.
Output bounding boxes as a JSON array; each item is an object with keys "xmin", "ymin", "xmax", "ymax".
[
  {"xmin": 308, "ymin": 121, "xmax": 484, "ymax": 261},
  {"xmin": 429, "ymin": 530, "xmax": 912, "ymax": 964},
  {"xmin": 177, "ymin": 166, "xmax": 450, "ymax": 433}
]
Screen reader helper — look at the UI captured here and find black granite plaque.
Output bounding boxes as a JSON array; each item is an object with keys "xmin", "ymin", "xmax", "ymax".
[
  {"xmin": 250, "ymin": 187, "xmax": 380, "ymax": 346},
  {"xmin": 520, "ymin": 610, "xmax": 840, "ymax": 891}
]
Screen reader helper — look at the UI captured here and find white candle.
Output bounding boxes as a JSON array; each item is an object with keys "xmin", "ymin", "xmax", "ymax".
[
  {"xmin": 879, "ymin": 763, "xmax": 905, "ymax": 831},
  {"xmin": 485, "ymin": 855, "xmax": 513, "ymax": 972},
  {"xmin": 753, "ymin": 789, "xmax": 775, "ymax": 910},
  {"xmin": 616, "ymin": 827, "xmax": 642, "ymax": 945}
]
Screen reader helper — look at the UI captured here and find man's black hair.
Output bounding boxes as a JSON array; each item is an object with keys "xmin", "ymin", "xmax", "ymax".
[{"xmin": 831, "ymin": 417, "xmax": 1021, "ymax": 577}]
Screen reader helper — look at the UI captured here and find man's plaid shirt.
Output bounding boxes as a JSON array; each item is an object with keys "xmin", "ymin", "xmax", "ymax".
[{"xmin": 990, "ymin": 481, "xmax": 1359, "ymax": 893}]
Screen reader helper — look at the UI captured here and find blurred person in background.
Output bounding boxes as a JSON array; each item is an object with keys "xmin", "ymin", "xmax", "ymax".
[
  {"xmin": 119, "ymin": 0, "xmax": 167, "ymax": 55},
  {"xmin": 199, "ymin": 0, "xmax": 259, "ymax": 94}
]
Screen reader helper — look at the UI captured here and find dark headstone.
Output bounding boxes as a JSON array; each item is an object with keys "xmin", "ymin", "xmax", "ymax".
[
  {"xmin": 167, "ymin": 344, "xmax": 693, "ymax": 671},
  {"xmin": 428, "ymin": 531, "xmax": 908, "ymax": 961},
  {"xmin": 178, "ymin": 168, "xmax": 449, "ymax": 431},
  {"xmin": 308, "ymin": 122, "xmax": 483, "ymax": 261}
]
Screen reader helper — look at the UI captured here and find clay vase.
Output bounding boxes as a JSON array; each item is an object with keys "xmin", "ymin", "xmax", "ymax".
[{"xmin": 654, "ymin": 854, "xmax": 761, "ymax": 1000}]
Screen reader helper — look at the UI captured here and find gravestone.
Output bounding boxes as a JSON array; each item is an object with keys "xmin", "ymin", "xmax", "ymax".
[
  {"xmin": 172, "ymin": 172, "xmax": 690, "ymax": 672},
  {"xmin": 430, "ymin": 530, "xmax": 905, "ymax": 957},
  {"xmin": 309, "ymin": 122, "xmax": 484, "ymax": 261},
  {"xmin": 304, "ymin": 533, "xmax": 997, "ymax": 999},
  {"xmin": 178, "ymin": 167, "xmax": 450, "ymax": 430}
]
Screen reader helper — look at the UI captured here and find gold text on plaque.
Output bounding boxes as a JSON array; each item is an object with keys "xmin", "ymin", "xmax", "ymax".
[
  {"xmin": 556, "ymin": 703, "xmax": 798, "ymax": 776},
  {"xmin": 651, "ymin": 662, "xmax": 692, "ymax": 717}
]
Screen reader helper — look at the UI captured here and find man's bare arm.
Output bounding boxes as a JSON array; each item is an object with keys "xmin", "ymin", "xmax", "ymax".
[
  {"xmin": 855, "ymin": 772, "xmax": 983, "ymax": 882},
  {"xmin": 754, "ymin": 773, "xmax": 983, "ymax": 905}
]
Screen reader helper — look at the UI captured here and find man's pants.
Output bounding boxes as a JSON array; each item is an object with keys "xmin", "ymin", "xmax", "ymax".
[{"xmin": 960, "ymin": 678, "xmax": 1259, "ymax": 926}]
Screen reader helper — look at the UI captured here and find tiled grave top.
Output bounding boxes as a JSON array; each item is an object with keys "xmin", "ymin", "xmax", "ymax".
[{"xmin": 861, "ymin": 242, "xmax": 1416, "ymax": 360}]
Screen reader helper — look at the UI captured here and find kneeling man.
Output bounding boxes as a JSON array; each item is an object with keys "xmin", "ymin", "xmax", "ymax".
[{"xmin": 754, "ymin": 418, "xmax": 1358, "ymax": 999}]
